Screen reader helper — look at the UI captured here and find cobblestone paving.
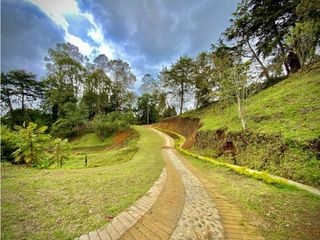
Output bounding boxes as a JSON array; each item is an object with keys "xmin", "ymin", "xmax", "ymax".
[
  {"xmin": 76, "ymin": 127, "xmax": 226, "ymax": 240},
  {"xmin": 166, "ymin": 149, "xmax": 225, "ymax": 240}
]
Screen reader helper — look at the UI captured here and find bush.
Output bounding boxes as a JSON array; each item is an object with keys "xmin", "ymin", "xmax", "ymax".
[
  {"xmin": 1, "ymin": 125, "xmax": 17, "ymax": 163},
  {"xmin": 92, "ymin": 112, "xmax": 134, "ymax": 141},
  {"xmin": 11, "ymin": 122, "xmax": 51, "ymax": 166}
]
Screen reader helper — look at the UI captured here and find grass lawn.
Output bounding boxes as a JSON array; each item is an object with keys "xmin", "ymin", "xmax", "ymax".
[
  {"xmin": 1, "ymin": 126, "xmax": 164, "ymax": 240},
  {"xmin": 183, "ymin": 153, "xmax": 320, "ymax": 240}
]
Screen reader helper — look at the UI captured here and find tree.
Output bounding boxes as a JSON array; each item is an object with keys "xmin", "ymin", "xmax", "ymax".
[
  {"xmin": 136, "ymin": 93, "xmax": 159, "ymax": 124},
  {"xmin": 140, "ymin": 74, "xmax": 160, "ymax": 94},
  {"xmin": 212, "ymin": 42, "xmax": 250, "ymax": 131},
  {"xmin": 162, "ymin": 56, "xmax": 194, "ymax": 114},
  {"xmin": 44, "ymin": 42, "xmax": 86, "ymax": 118},
  {"xmin": 226, "ymin": 0, "xmax": 300, "ymax": 76},
  {"xmin": 84, "ymin": 67, "xmax": 111, "ymax": 116},
  {"xmin": 12, "ymin": 122, "xmax": 51, "ymax": 166},
  {"xmin": 1, "ymin": 70, "xmax": 44, "ymax": 124},
  {"xmin": 286, "ymin": 21, "xmax": 319, "ymax": 69},
  {"xmin": 108, "ymin": 59, "xmax": 136, "ymax": 111},
  {"xmin": 193, "ymin": 52, "xmax": 216, "ymax": 108},
  {"xmin": 1, "ymin": 72, "xmax": 14, "ymax": 118}
]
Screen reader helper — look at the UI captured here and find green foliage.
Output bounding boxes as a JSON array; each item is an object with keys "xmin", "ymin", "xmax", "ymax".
[
  {"xmin": 0, "ymin": 125, "xmax": 17, "ymax": 162},
  {"xmin": 211, "ymin": 42, "xmax": 251, "ymax": 130},
  {"xmin": 286, "ymin": 20, "xmax": 320, "ymax": 68},
  {"xmin": 193, "ymin": 51, "xmax": 216, "ymax": 108},
  {"xmin": 92, "ymin": 112, "xmax": 134, "ymax": 141},
  {"xmin": 157, "ymin": 127, "xmax": 291, "ymax": 188},
  {"xmin": 49, "ymin": 138, "xmax": 69, "ymax": 168},
  {"xmin": 11, "ymin": 122, "xmax": 51, "ymax": 166},
  {"xmin": 136, "ymin": 93, "xmax": 159, "ymax": 124},
  {"xmin": 161, "ymin": 55, "xmax": 195, "ymax": 114},
  {"xmin": 186, "ymin": 66, "xmax": 320, "ymax": 143},
  {"xmin": 1, "ymin": 126, "xmax": 163, "ymax": 240},
  {"xmin": 50, "ymin": 104, "xmax": 88, "ymax": 138}
]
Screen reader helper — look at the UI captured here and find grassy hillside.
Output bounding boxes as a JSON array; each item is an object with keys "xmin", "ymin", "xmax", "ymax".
[
  {"xmin": 185, "ymin": 66, "xmax": 320, "ymax": 143},
  {"xmin": 68, "ymin": 133, "xmax": 113, "ymax": 149},
  {"xmin": 182, "ymin": 65, "xmax": 320, "ymax": 187}
]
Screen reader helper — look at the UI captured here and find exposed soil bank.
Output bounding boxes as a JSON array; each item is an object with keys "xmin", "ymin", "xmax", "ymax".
[
  {"xmin": 155, "ymin": 117, "xmax": 320, "ymax": 188},
  {"xmin": 154, "ymin": 117, "xmax": 201, "ymax": 148}
]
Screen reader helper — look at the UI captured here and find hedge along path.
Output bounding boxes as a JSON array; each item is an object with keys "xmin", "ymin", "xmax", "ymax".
[{"xmin": 155, "ymin": 127, "xmax": 320, "ymax": 197}]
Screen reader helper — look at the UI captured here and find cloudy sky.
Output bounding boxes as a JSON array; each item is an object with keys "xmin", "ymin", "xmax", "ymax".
[{"xmin": 1, "ymin": 0, "xmax": 238, "ymax": 88}]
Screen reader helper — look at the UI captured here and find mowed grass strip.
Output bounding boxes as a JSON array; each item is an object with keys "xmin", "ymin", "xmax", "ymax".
[
  {"xmin": 1, "ymin": 126, "xmax": 164, "ymax": 240},
  {"xmin": 183, "ymin": 154, "xmax": 320, "ymax": 240}
]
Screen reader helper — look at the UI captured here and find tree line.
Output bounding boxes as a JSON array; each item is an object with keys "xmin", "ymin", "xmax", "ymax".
[
  {"xmin": 138, "ymin": 0, "xmax": 319, "ymax": 130},
  {"xmin": 1, "ymin": 0, "xmax": 319, "ymax": 133}
]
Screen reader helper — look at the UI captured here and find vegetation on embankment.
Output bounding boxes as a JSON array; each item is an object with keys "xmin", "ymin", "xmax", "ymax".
[
  {"xmin": 1, "ymin": 126, "xmax": 164, "ymax": 240},
  {"xmin": 161, "ymin": 66, "xmax": 320, "ymax": 188},
  {"xmin": 183, "ymin": 153, "xmax": 320, "ymax": 240}
]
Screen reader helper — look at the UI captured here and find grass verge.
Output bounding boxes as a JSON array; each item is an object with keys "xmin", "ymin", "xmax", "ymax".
[
  {"xmin": 1, "ymin": 126, "xmax": 164, "ymax": 240},
  {"xmin": 183, "ymin": 153, "xmax": 320, "ymax": 240}
]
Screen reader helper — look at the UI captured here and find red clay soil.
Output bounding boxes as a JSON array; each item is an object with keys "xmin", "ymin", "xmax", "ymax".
[
  {"xmin": 113, "ymin": 131, "xmax": 132, "ymax": 145},
  {"xmin": 154, "ymin": 117, "xmax": 201, "ymax": 148}
]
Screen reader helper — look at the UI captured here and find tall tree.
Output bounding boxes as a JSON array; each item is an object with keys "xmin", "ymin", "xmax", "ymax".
[
  {"xmin": 44, "ymin": 42, "xmax": 86, "ymax": 118},
  {"xmin": 108, "ymin": 59, "xmax": 136, "ymax": 111},
  {"xmin": 1, "ymin": 70, "xmax": 43, "ymax": 122},
  {"xmin": 226, "ymin": 0, "xmax": 300, "ymax": 76},
  {"xmin": 162, "ymin": 56, "xmax": 194, "ymax": 114},
  {"xmin": 211, "ymin": 42, "xmax": 250, "ymax": 131},
  {"xmin": 193, "ymin": 52, "xmax": 216, "ymax": 108},
  {"xmin": 83, "ymin": 54, "xmax": 112, "ymax": 117},
  {"xmin": 136, "ymin": 93, "xmax": 159, "ymax": 124}
]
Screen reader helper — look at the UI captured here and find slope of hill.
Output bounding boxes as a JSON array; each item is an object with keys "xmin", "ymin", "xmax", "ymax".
[{"xmin": 158, "ymin": 64, "xmax": 320, "ymax": 188}]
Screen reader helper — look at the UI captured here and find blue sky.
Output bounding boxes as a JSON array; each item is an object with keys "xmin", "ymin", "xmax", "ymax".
[{"xmin": 1, "ymin": 0, "xmax": 238, "ymax": 87}]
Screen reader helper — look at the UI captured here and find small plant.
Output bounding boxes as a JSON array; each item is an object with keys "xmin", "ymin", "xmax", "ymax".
[
  {"xmin": 50, "ymin": 138, "xmax": 69, "ymax": 168},
  {"xmin": 12, "ymin": 122, "xmax": 51, "ymax": 166}
]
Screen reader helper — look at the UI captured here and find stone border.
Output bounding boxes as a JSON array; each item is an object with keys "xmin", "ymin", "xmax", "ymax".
[{"xmin": 75, "ymin": 167, "xmax": 167, "ymax": 240}]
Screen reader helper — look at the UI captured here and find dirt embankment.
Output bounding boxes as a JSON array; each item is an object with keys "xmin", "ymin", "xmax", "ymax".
[
  {"xmin": 155, "ymin": 117, "xmax": 320, "ymax": 188},
  {"xmin": 154, "ymin": 117, "xmax": 201, "ymax": 148}
]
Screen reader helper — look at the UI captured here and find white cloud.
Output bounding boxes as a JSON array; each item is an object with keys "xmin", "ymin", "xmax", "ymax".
[
  {"xmin": 27, "ymin": 0, "xmax": 79, "ymax": 29},
  {"xmin": 65, "ymin": 33, "xmax": 93, "ymax": 56},
  {"xmin": 27, "ymin": 0, "xmax": 118, "ymax": 60}
]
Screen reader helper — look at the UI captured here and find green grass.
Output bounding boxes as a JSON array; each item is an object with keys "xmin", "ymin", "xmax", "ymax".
[
  {"xmin": 180, "ymin": 66, "xmax": 320, "ymax": 187},
  {"xmin": 53, "ymin": 134, "xmax": 137, "ymax": 169},
  {"xmin": 1, "ymin": 126, "xmax": 164, "ymax": 240},
  {"xmin": 184, "ymin": 67, "xmax": 320, "ymax": 143},
  {"xmin": 68, "ymin": 133, "xmax": 113, "ymax": 149},
  {"xmin": 183, "ymin": 153, "xmax": 320, "ymax": 240}
]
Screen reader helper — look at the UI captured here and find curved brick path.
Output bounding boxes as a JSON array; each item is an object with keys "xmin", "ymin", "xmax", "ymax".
[{"xmin": 76, "ymin": 126, "xmax": 264, "ymax": 240}]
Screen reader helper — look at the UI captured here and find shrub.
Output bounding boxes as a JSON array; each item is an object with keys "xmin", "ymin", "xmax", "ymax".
[
  {"xmin": 1, "ymin": 125, "xmax": 17, "ymax": 163},
  {"xmin": 11, "ymin": 122, "xmax": 51, "ymax": 166},
  {"xmin": 92, "ymin": 112, "xmax": 134, "ymax": 141}
]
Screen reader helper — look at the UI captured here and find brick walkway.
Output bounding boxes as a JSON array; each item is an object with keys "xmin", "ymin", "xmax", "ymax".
[{"xmin": 76, "ymin": 127, "xmax": 264, "ymax": 240}]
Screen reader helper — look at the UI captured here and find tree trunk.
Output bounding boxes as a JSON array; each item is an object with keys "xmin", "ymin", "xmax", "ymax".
[
  {"xmin": 236, "ymin": 92, "xmax": 246, "ymax": 131},
  {"xmin": 21, "ymin": 92, "xmax": 25, "ymax": 112},
  {"xmin": 278, "ymin": 40, "xmax": 290, "ymax": 75},
  {"xmin": 246, "ymin": 39, "xmax": 270, "ymax": 81},
  {"xmin": 180, "ymin": 82, "xmax": 184, "ymax": 115}
]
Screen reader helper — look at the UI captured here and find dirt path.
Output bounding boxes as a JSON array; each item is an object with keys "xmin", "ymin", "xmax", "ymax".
[{"xmin": 77, "ymin": 127, "xmax": 264, "ymax": 239}]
